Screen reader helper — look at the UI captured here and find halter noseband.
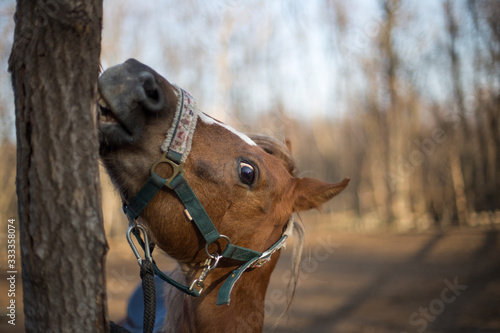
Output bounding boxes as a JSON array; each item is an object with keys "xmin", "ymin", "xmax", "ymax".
[{"xmin": 123, "ymin": 86, "xmax": 293, "ymax": 305}]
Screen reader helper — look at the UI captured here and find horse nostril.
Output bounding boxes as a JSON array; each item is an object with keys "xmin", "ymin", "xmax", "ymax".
[
  {"xmin": 140, "ymin": 72, "xmax": 156, "ymax": 92},
  {"xmin": 138, "ymin": 71, "xmax": 165, "ymax": 112},
  {"xmin": 145, "ymin": 86, "xmax": 159, "ymax": 101}
]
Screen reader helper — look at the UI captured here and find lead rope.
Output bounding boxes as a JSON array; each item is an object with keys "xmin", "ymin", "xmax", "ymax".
[
  {"xmin": 139, "ymin": 260, "xmax": 156, "ymax": 333},
  {"xmin": 110, "ymin": 226, "xmax": 157, "ymax": 333},
  {"xmin": 109, "ymin": 261, "xmax": 155, "ymax": 333}
]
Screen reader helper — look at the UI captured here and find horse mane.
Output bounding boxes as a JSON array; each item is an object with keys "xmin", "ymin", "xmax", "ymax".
[{"xmin": 282, "ymin": 216, "xmax": 305, "ymax": 323}]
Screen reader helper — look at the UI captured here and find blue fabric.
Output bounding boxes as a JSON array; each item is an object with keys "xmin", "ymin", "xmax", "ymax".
[{"xmin": 122, "ymin": 275, "xmax": 168, "ymax": 333}]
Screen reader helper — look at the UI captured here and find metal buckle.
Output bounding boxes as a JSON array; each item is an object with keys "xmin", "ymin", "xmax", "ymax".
[
  {"xmin": 251, "ymin": 235, "xmax": 289, "ymax": 268},
  {"xmin": 150, "ymin": 152, "xmax": 185, "ymax": 189},
  {"xmin": 252, "ymin": 257, "xmax": 272, "ymax": 268},
  {"xmin": 190, "ymin": 236, "xmax": 228, "ymax": 294},
  {"xmin": 126, "ymin": 224, "xmax": 152, "ymax": 266},
  {"xmin": 189, "ymin": 254, "xmax": 221, "ymax": 294}
]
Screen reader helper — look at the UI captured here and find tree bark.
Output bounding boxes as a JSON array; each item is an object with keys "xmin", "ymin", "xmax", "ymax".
[{"xmin": 9, "ymin": 1, "xmax": 108, "ymax": 332}]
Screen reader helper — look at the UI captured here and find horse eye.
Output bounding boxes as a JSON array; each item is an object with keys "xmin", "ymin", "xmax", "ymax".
[{"xmin": 239, "ymin": 162, "xmax": 255, "ymax": 185}]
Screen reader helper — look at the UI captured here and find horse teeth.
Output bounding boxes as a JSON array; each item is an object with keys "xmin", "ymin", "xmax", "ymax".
[
  {"xmin": 97, "ymin": 94, "xmax": 110, "ymax": 109},
  {"xmin": 97, "ymin": 93, "xmax": 119, "ymax": 124}
]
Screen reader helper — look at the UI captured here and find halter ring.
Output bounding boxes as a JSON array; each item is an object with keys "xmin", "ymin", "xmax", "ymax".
[
  {"xmin": 205, "ymin": 234, "xmax": 230, "ymax": 259},
  {"xmin": 150, "ymin": 153, "xmax": 185, "ymax": 189}
]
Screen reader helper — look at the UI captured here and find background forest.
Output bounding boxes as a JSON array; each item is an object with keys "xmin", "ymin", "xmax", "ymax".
[{"xmin": 0, "ymin": 0, "xmax": 499, "ymax": 235}]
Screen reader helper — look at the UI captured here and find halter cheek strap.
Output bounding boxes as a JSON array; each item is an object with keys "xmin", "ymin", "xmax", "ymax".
[{"xmin": 123, "ymin": 86, "xmax": 293, "ymax": 305}]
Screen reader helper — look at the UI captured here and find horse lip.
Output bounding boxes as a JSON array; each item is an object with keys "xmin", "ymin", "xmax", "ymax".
[{"xmin": 97, "ymin": 91, "xmax": 132, "ymax": 136}]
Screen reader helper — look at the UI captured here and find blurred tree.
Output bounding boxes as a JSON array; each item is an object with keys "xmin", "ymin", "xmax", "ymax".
[
  {"xmin": 467, "ymin": 0, "xmax": 500, "ymax": 213},
  {"xmin": 9, "ymin": 1, "xmax": 108, "ymax": 332},
  {"xmin": 444, "ymin": 0, "xmax": 470, "ymax": 226},
  {"xmin": 0, "ymin": 3, "xmax": 15, "ymax": 142}
]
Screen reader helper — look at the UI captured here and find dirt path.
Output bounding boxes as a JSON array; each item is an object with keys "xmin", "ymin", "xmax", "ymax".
[
  {"xmin": 1, "ymin": 227, "xmax": 499, "ymax": 332},
  {"xmin": 265, "ymin": 228, "xmax": 500, "ymax": 333}
]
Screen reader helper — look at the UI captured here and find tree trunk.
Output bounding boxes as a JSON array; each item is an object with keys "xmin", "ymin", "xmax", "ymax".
[{"xmin": 9, "ymin": 1, "xmax": 108, "ymax": 332}]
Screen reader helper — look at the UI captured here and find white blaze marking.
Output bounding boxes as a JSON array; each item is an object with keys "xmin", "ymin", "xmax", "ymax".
[{"xmin": 198, "ymin": 112, "xmax": 256, "ymax": 146}]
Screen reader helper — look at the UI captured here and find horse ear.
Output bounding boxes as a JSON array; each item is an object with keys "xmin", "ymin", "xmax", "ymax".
[{"xmin": 292, "ymin": 177, "xmax": 350, "ymax": 212}]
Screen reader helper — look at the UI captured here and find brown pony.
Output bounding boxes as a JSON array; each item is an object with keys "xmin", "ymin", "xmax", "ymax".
[{"xmin": 98, "ymin": 59, "xmax": 349, "ymax": 332}]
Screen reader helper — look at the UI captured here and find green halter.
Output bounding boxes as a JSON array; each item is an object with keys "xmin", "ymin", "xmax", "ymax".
[{"xmin": 123, "ymin": 87, "xmax": 292, "ymax": 305}]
